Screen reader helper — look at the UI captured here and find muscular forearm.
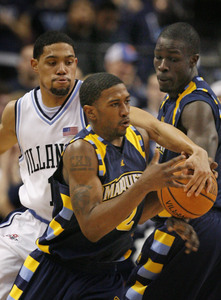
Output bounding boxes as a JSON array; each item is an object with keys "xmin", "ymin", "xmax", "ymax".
[
  {"xmin": 138, "ymin": 192, "xmax": 163, "ymax": 224},
  {"xmin": 130, "ymin": 107, "xmax": 211, "ymax": 197},
  {"xmin": 80, "ymin": 175, "xmax": 152, "ymax": 242},
  {"xmin": 130, "ymin": 106, "xmax": 203, "ymax": 155}
]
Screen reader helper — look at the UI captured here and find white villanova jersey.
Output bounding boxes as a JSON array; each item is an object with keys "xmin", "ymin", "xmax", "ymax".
[{"xmin": 16, "ymin": 80, "xmax": 86, "ymax": 220}]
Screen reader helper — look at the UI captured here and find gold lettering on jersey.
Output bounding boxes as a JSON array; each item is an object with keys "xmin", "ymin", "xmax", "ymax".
[
  {"xmin": 116, "ymin": 207, "xmax": 137, "ymax": 231},
  {"xmin": 103, "ymin": 172, "xmax": 142, "ymax": 201}
]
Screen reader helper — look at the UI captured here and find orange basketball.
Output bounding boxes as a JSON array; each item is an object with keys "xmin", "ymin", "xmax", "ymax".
[{"xmin": 157, "ymin": 161, "xmax": 218, "ymax": 219}]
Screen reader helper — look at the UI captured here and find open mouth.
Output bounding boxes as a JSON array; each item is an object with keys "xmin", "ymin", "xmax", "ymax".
[{"xmin": 120, "ymin": 119, "xmax": 130, "ymax": 127}]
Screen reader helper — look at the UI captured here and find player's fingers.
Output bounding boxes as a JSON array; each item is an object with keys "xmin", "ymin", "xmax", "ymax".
[
  {"xmin": 205, "ymin": 176, "xmax": 213, "ymax": 194},
  {"xmin": 166, "ymin": 217, "xmax": 199, "ymax": 253},
  {"xmin": 184, "ymin": 230, "xmax": 200, "ymax": 253},
  {"xmin": 166, "ymin": 171, "xmax": 193, "ymax": 188},
  {"xmin": 208, "ymin": 157, "xmax": 218, "ymax": 171},
  {"xmin": 184, "ymin": 174, "xmax": 208, "ymax": 197},
  {"xmin": 165, "ymin": 154, "xmax": 186, "ymax": 168},
  {"xmin": 212, "ymin": 170, "xmax": 218, "ymax": 179},
  {"xmin": 168, "ymin": 176, "xmax": 192, "ymax": 188},
  {"xmin": 177, "ymin": 228, "xmax": 199, "ymax": 253}
]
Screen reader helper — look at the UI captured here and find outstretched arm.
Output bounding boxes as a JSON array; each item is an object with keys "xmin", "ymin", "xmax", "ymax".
[{"xmin": 130, "ymin": 106, "xmax": 212, "ymax": 196}]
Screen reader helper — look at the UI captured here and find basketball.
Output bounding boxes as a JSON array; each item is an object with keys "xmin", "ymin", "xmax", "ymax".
[{"xmin": 157, "ymin": 161, "xmax": 218, "ymax": 219}]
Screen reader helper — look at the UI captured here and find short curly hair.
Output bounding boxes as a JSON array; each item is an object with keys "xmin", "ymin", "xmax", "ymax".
[
  {"xmin": 158, "ymin": 22, "xmax": 200, "ymax": 56},
  {"xmin": 79, "ymin": 72, "xmax": 123, "ymax": 107}
]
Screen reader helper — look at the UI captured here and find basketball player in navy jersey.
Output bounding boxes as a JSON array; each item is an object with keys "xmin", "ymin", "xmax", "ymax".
[
  {"xmin": 7, "ymin": 72, "xmax": 203, "ymax": 299},
  {"xmin": 125, "ymin": 22, "xmax": 221, "ymax": 300},
  {"xmin": 0, "ymin": 31, "xmax": 213, "ymax": 299}
]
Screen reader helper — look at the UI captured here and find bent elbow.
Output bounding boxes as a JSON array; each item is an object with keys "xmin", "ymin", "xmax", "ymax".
[{"xmin": 81, "ymin": 227, "xmax": 103, "ymax": 243}]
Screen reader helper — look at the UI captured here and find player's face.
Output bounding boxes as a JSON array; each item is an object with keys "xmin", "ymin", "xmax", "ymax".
[
  {"xmin": 32, "ymin": 43, "xmax": 78, "ymax": 99},
  {"xmin": 153, "ymin": 37, "xmax": 195, "ymax": 98},
  {"xmin": 92, "ymin": 83, "xmax": 130, "ymax": 145}
]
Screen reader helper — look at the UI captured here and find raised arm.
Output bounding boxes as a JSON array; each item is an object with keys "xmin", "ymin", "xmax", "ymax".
[
  {"xmin": 130, "ymin": 106, "xmax": 212, "ymax": 196},
  {"xmin": 0, "ymin": 100, "xmax": 18, "ymax": 154}
]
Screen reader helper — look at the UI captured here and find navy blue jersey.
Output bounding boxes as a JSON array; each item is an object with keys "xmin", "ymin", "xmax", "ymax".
[
  {"xmin": 124, "ymin": 77, "xmax": 221, "ymax": 300},
  {"xmin": 157, "ymin": 76, "xmax": 221, "ymax": 209},
  {"xmin": 36, "ymin": 124, "xmax": 146, "ymax": 271}
]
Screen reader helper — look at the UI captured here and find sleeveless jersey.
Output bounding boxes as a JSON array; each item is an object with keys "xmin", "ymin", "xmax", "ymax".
[
  {"xmin": 16, "ymin": 80, "xmax": 87, "ymax": 220},
  {"xmin": 36, "ymin": 125, "xmax": 146, "ymax": 270},
  {"xmin": 157, "ymin": 76, "xmax": 221, "ymax": 210}
]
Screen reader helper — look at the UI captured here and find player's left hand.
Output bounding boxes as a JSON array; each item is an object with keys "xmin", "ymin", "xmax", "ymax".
[{"xmin": 166, "ymin": 217, "xmax": 199, "ymax": 254}]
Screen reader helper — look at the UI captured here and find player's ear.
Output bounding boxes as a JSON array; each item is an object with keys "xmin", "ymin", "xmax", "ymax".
[
  {"xmin": 31, "ymin": 58, "xmax": 39, "ymax": 73},
  {"xmin": 83, "ymin": 105, "xmax": 97, "ymax": 121},
  {"xmin": 189, "ymin": 54, "xmax": 199, "ymax": 68}
]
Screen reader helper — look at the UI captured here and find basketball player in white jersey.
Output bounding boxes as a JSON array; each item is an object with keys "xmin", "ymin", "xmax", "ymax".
[{"xmin": 0, "ymin": 31, "xmax": 213, "ymax": 299}]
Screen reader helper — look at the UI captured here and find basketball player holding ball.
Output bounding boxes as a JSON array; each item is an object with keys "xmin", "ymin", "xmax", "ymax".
[{"xmin": 125, "ymin": 22, "xmax": 221, "ymax": 300}]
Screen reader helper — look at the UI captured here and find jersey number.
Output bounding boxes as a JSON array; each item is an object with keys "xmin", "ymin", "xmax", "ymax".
[{"xmin": 116, "ymin": 208, "xmax": 137, "ymax": 231}]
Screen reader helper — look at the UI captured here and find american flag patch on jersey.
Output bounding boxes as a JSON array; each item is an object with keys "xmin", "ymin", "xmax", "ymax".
[{"xmin": 63, "ymin": 126, "xmax": 78, "ymax": 136}]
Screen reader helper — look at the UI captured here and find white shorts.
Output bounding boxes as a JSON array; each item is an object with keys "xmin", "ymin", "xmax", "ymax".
[{"xmin": 0, "ymin": 209, "xmax": 49, "ymax": 300}]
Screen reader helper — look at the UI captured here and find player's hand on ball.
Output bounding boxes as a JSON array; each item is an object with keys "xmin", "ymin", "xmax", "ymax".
[
  {"xmin": 166, "ymin": 217, "xmax": 199, "ymax": 254},
  {"xmin": 182, "ymin": 150, "xmax": 214, "ymax": 197},
  {"xmin": 145, "ymin": 149, "xmax": 193, "ymax": 191}
]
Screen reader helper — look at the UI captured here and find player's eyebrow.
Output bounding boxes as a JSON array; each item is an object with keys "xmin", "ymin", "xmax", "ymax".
[
  {"xmin": 45, "ymin": 54, "xmax": 75, "ymax": 59},
  {"xmin": 108, "ymin": 95, "xmax": 130, "ymax": 103}
]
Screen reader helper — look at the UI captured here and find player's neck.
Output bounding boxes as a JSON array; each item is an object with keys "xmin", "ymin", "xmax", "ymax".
[{"xmin": 41, "ymin": 90, "xmax": 69, "ymax": 108}]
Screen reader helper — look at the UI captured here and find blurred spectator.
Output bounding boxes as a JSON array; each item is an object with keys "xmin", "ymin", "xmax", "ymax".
[
  {"xmin": 104, "ymin": 42, "xmax": 146, "ymax": 108},
  {"xmin": 182, "ymin": 0, "xmax": 221, "ymax": 42},
  {"xmin": 127, "ymin": 0, "xmax": 191, "ymax": 82},
  {"xmin": 124, "ymin": 1, "xmax": 159, "ymax": 82},
  {"xmin": 115, "ymin": 0, "xmax": 144, "ymax": 14},
  {"xmin": 75, "ymin": 66, "xmax": 84, "ymax": 81},
  {"xmin": 30, "ymin": 0, "xmax": 69, "ymax": 39},
  {"xmin": 66, "ymin": 0, "xmax": 95, "ymax": 41},
  {"xmin": 0, "ymin": 0, "xmax": 33, "ymax": 81},
  {"xmin": 89, "ymin": 0, "xmax": 128, "ymax": 73},
  {"xmin": 65, "ymin": 0, "xmax": 96, "ymax": 76},
  {"xmin": 91, "ymin": 1, "xmax": 120, "ymax": 44},
  {"xmin": 153, "ymin": 0, "xmax": 190, "ymax": 27},
  {"xmin": 145, "ymin": 72, "xmax": 166, "ymax": 117},
  {"xmin": 9, "ymin": 44, "xmax": 39, "ymax": 93}
]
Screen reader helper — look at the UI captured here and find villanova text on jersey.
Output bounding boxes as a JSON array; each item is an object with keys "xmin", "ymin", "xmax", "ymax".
[{"xmin": 24, "ymin": 143, "xmax": 65, "ymax": 175}]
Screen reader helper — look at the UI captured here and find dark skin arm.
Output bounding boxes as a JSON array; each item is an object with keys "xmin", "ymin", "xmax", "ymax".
[
  {"xmin": 163, "ymin": 100, "xmax": 218, "ymax": 253},
  {"xmin": 62, "ymin": 131, "xmax": 192, "ymax": 243},
  {"xmin": 180, "ymin": 100, "xmax": 218, "ymax": 160},
  {"xmin": 130, "ymin": 106, "xmax": 212, "ymax": 196},
  {"xmin": 139, "ymin": 106, "xmax": 217, "ymax": 253},
  {"xmin": 181, "ymin": 100, "xmax": 218, "ymax": 194}
]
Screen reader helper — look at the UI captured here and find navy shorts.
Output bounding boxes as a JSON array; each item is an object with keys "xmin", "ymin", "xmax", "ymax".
[
  {"xmin": 8, "ymin": 249, "xmax": 124, "ymax": 300},
  {"xmin": 124, "ymin": 208, "xmax": 221, "ymax": 300}
]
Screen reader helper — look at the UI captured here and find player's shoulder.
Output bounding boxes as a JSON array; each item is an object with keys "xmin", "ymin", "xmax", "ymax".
[
  {"xmin": 2, "ymin": 100, "xmax": 16, "ymax": 119},
  {"xmin": 65, "ymin": 137, "xmax": 95, "ymax": 158}
]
